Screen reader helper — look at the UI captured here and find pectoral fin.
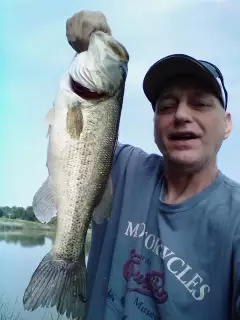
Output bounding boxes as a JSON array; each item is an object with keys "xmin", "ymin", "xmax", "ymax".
[
  {"xmin": 45, "ymin": 106, "xmax": 56, "ymax": 138},
  {"xmin": 32, "ymin": 178, "xmax": 58, "ymax": 224},
  {"xmin": 93, "ymin": 177, "xmax": 113, "ymax": 224},
  {"xmin": 66, "ymin": 102, "xmax": 83, "ymax": 139},
  {"xmin": 45, "ymin": 105, "xmax": 55, "ymax": 126}
]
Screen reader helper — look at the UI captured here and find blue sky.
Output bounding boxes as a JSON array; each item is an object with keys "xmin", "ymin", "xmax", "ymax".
[{"xmin": 1, "ymin": 0, "xmax": 240, "ymax": 207}]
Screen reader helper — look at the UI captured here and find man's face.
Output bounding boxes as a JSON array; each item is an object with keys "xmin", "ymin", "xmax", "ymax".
[{"xmin": 154, "ymin": 76, "xmax": 232, "ymax": 170}]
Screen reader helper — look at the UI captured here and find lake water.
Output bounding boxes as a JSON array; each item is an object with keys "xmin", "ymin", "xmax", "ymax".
[{"xmin": 0, "ymin": 230, "xmax": 89, "ymax": 320}]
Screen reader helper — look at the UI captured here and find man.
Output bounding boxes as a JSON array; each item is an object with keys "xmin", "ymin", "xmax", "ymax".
[{"xmin": 66, "ymin": 10, "xmax": 240, "ymax": 320}]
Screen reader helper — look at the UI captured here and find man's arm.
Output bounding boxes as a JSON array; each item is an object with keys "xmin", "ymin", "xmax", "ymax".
[{"xmin": 232, "ymin": 224, "xmax": 240, "ymax": 319}]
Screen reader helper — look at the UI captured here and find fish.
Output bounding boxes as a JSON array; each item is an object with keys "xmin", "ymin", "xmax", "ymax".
[{"xmin": 22, "ymin": 30, "xmax": 129, "ymax": 320}]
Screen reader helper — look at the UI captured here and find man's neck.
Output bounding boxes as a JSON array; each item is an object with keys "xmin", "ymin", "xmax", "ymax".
[{"xmin": 162, "ymin": 160, "xmax": 218, "ymax": 204}]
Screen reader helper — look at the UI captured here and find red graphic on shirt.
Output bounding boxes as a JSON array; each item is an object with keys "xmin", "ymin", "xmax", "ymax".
[{"xmin": 123, "ymin": 249, "xmax": 168, "ymax": 304}]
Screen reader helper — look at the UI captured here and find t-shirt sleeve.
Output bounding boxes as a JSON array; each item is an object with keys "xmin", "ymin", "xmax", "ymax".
[
  {"xmin": 232, "ymin": 224, "xmax": 240, "ymax": 318},
  {"xmin": 112, "ymin": 141, "xmax": 149, "ymax": 187}
]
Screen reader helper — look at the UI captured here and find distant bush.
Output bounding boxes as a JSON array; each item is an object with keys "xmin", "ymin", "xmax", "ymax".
[{"xmin": 0, "ymin": 206, "xmax": 38, "ymax": 222}]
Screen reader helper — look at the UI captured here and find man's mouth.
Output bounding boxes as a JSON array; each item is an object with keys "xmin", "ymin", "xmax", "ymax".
[{"xmin": 169, "ymin": 132, "xmax": 200, "ymax": 141}]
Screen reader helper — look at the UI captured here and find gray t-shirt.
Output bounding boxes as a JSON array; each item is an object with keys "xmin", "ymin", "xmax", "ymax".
[{"xmin": 86, "ymin": 143, "xmax": 240, "ymax": 320}]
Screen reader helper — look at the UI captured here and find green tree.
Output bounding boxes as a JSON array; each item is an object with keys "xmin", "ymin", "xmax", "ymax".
[
  {"xmin": 1, "ymin": 206, "xmax": 11, "ymax": 218},
  {"xmin": 18, "ymin": 207, "xmax": 26, "ymax": 220},
  {"xmin": 11, "ymin": 206, "xmax": 21, "ymax": 219},
  {"xmin": 25, "ymin": 206, "xmax": 37, "ymax": 221}
]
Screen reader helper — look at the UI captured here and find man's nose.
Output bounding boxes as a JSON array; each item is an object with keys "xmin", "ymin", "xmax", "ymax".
[{"xmin": 174, "ymin": 99, "xmax": 193, "ymax": 123}]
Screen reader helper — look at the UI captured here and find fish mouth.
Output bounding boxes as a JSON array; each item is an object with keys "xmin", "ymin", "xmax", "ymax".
[
  {"xmin": 70, "ymin": 77, "xmax": 108, "ymax": 100},
  {"xmin": 168, "ymin": 131, "xmax": 201, "ymax": 141}
]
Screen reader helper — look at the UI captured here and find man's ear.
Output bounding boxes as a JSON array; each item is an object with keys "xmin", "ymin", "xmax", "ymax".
[{"xmin": 224, "ymin": 112, "xmax": 232, "ymax": 140}]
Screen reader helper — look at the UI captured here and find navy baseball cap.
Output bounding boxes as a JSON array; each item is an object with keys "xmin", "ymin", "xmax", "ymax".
[{"xmin": 143, "ymin": 54, "xmax": 228, "ymax": 111}]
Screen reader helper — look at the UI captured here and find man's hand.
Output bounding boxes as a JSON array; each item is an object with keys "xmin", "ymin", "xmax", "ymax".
[{"xmin": 66, "ymin": 10, "xmax": 112, "ymax": 53}]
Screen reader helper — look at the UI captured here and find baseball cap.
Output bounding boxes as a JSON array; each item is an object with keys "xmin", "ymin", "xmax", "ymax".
[{"xmin": 143, "ymin": 54, "xmax": 228, "ymax": 111}]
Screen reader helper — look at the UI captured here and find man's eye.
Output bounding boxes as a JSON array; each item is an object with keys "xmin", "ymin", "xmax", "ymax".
[
  {"xmin": 158, "ymin": 105, "xmax": 173, "ymax": 113},
  {"xmin": 191, "ymin": 101, "xmax": 211, "ymax": 108},
  {"xmin": 157, "ymin": 101, "xmax": 176, "ymax": 112}
]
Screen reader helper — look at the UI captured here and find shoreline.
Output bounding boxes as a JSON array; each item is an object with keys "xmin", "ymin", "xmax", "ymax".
[
  {"xmin": 0, "ymin": 217, "xmax": 56, "ymax": 232},
  {"xmin": 0, "ymin": 217, "xmax": 92, "ymax": 236},
  {"xmin": 0, "ymin": 217, "xmax": 92, "ymax": 249}
]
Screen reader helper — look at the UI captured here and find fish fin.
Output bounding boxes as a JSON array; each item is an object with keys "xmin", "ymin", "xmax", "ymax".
[
  {"xmin": 32, "ymin": 178, "xmax": 58, "ymax": 224},
  {"xmin": 93, "ymin": 176, "xmax": 113, "ymax": 224},
  {"xmin": 47, "ymin": 124, "xmax": 52, "ymax": 137},
  {"xmin": 66, "ymin": 102, "xmax": 83, "ymax": 139},
  {"xmin": 23, "ymin": 251, "xmax": 87, "ymax": 320},
  {"xmin": 45, "ymin": 106, "xmax": 55, "ymax": 137},
  {"xmin": 45, "ymin": 105, "xmax": 55, "ymax": 126}
]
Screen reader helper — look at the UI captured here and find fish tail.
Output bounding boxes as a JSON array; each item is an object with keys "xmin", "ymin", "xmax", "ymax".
[{"xmin": 23, "ymin": 251, "xmax": 87, "ymax": 320}]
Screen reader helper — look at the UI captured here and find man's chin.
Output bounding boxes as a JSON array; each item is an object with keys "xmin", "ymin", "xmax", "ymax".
[{"xmin": 165, "ymin": 151, "xmax": 202, "ymax": 170}]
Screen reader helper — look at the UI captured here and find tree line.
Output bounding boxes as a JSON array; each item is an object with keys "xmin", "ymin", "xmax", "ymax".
[{"xmin": 0, "ymin": 206, "xmax": 58, "ymax": 224}]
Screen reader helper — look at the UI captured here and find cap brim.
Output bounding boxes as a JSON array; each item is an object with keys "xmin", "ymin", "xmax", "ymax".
[{"xmin": 143, "ymin": 54, "xmax": 222, "ymax": 110}]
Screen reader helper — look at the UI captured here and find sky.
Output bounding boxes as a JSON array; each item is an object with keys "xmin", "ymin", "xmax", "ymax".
[{"xmin": 1, "ymin": 0, "xmax": 240, "ymax": 207}]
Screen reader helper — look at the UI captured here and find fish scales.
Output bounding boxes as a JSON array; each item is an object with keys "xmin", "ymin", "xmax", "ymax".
[{"xmin": 52, "ymin": 93, "xmax": 123, "ymax": 261}]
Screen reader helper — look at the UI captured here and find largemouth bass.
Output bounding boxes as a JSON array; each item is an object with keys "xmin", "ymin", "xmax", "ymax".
[{"xmin": 23, "ymin": 30, "xmax": 129, "ymax": 320}]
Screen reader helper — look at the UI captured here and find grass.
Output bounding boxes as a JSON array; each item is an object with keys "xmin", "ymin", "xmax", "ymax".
[
  {"xmin": 0, "ymin": 295, "xmax": 23, "ymax": 320},
  {"xmin": 0, "ymin": 218, "xmax": 56, "ymax": 232},
  {"xmin": 0, "ymin": 294, "xmax": 61, "ymax": 320}
]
